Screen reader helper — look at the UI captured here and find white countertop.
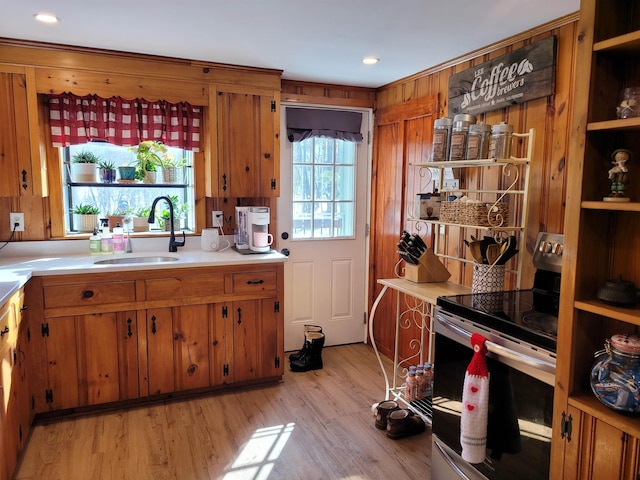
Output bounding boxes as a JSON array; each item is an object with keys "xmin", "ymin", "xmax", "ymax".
[{"xmin": 0, "ymin": 236, "xmax": 287, "ymax": 305}]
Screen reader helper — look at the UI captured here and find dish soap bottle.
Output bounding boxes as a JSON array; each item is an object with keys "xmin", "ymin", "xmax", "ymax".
[
  {"xmin": 101, "ymin": 225, "xmax": 113, "ymax": 254},
  {"xmin": 89, "ymin": 227, "xmax": 102, "ymax": 255},
  {"xmin": 112, "ymin": 222, "xmax": 125, "ymax": 254}
]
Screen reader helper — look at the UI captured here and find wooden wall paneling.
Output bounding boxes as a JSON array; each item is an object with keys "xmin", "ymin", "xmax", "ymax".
[
  {"xmin": 0, "ymin": 40, "xmax": 282, "ymax": 91},
  {"xmin": 34, "ymin": 68, "xmax": 209, "ymax": 105},
  {"xmin": 281, "ymin": 80, "xmax": 375, "ymax": 109},
  {"xmin": 0, "ymin": 72, "xmax": 22, "ymax": 198}
]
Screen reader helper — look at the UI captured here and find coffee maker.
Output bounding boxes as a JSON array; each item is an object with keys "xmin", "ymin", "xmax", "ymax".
[
  {"xmin": 235, "ymin": 206, "xmax": 250, "ymax": 250},
  {"xmin": 248, "ymin": 206, "xmax": 272, "ymax": 252}
]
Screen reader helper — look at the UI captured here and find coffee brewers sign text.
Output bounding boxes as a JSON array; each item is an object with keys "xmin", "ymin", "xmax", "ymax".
[{"xmin": 448, "ymin": 36, "xmax": 557, "ymax": 116}]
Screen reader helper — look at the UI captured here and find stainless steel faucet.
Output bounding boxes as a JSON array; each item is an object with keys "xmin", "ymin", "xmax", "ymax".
[{"xmin": 148, "ymin": 196, "xmax": 186, "ymax": 253}]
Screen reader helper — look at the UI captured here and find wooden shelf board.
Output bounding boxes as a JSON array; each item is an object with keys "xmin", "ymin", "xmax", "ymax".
[
  {"xmin": 593, "ymin": 30, "xmax": 640, "ymax": 53},
  {"xmin": 582, "ymin": 201, "xmax": 640, "ymax": 211},
  {"xmin": 587, "ymin": 117, "xmax": 640, "ymax": 131},
  {"xmin": 575, "ymin": 299, "xmax": 640, "ymax": 324},
  {"xmin": 406, "ymin": 217, "xmax": 522, "ymax": 232},
  {"xmin": 569, "ymin": 393, "xmax": 640, "ymax": 439}
]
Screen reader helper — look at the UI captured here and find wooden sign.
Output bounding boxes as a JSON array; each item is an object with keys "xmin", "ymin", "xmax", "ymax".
[{"xmin": 448, "ymin": 36, "xmax": 557, "ymax": 116}]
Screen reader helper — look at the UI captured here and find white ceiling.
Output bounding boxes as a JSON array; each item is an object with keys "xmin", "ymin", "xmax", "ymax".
[{"xmin": 1, "ymin": 0, "xmax": 579, "ymax": 88}]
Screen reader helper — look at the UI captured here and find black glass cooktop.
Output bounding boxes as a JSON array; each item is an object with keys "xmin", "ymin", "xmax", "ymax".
[{"xmin": 436, "ymin": 289, "xmax": 558, "ymax": 353}]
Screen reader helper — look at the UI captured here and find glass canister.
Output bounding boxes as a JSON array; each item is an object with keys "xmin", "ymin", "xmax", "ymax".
[
  {"xmin": 431, "ymin": 117, "xmax": 452, "ymax": 162},
  {"xmin": 448, "ymin": 114, "xmax": 476, "ymax": 161},
  {"xmin": 465, "ymin": 123, "xmax": 491, "ymax": 160},
  {"xmin": 590, "ymin": 334, "xmax": 640, "ymax": 414},
  {"xmin": 617, "ymin": 87, "xmax": 640, "ymax": 119},
  {"xmin": 488, "ymin": 121, "xmax": 513, "ymax": 159}
]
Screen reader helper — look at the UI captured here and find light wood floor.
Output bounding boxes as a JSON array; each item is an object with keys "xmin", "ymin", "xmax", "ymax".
[{"xmin": 14, "ymin": 343, "xmax": 431, "ymax": 480}]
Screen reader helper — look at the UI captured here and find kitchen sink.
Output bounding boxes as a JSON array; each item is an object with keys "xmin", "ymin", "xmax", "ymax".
[{"xmin": 94, "ymin": 255, "xmax": 180, "ymax": 265}]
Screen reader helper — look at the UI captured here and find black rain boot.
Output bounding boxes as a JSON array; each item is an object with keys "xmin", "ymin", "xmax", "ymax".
[
  {"xmin": 290, "ymin": 332, "xmax": 325, "ymax": 372},
  {"xmin": 289, "ymin": 325, "xmax": 322, "ymax": 362}
]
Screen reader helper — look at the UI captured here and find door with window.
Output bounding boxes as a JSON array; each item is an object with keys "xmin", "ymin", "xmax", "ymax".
[{"xmin": 278, "ymin": 106, "xmax": 371, "ymax": 350}]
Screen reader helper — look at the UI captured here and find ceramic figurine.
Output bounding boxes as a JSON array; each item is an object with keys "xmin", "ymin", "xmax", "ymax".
[{"xmin": 604, "ymin": 148, "xmax": 631, "ymax": 202}]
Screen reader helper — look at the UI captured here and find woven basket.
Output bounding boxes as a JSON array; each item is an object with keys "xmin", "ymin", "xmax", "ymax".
[{"xmin": 439, "ymin": 201, "xmax": 509, "ymax": 227}]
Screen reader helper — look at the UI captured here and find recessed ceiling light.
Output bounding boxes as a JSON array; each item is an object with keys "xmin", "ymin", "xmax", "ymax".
[
  {"xmin": 362, "ymin": 57, "xmax": 380, "ymax": 65},
  {"xmin": 34, "ymin": 13, "xmax": 59, "ymax": 24}
]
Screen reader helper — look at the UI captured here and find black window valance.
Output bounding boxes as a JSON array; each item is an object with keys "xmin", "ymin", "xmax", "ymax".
[{"xmin": 286, "ymin": 107, "xmax": 363, "ymax": 143}]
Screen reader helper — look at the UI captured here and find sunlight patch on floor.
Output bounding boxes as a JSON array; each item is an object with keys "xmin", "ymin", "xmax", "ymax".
[{"xmin": 222, "ymin": 423, "xmax": 295, "ymax": 479}]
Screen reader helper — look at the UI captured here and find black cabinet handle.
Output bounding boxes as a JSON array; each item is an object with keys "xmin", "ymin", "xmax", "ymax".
[
  {"xmin": 151, "ymin": 315, "xmax": 157, "ymax": 334},
  {"xmin": 0, "ymin": 326, "xmax": 9, "ymax": 337},
  {"xmin": 237, "ymin": 308, "xmax": 242, "ymax": 325},
  {"xmin": 222, "ymin": 173, "xmax": 227, "ymax": 191},
  {"xmin": 247, "ymin": 280, "xmax": 264, "ymax": 285},
  {"xmin": 127, "ymin": 318, "xmax": 133, "ymax": 337},
  {"xmin": 22, "ymin": 169, "xmax": 28, "ymax": 190},
  {"xmin": 82, "ymin": 290, "xmax": 94, "ymax": 299}
]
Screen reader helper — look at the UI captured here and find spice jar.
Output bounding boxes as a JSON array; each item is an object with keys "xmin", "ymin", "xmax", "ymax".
[
  {"xmin": 448, "ymin": 114, "xmax": 476, "ymax": 161},
  {"xmin": 488, "ymin": 122, "xmax": 513, "ymax": 159},
  {"xmin": 617, "ymin": 87, "xmax": 640, "ymax": 119},
  {"xmin": 590, "ymin": 334, "xmax": 640, "ymax": 414},
  {"xmin": 431, "ymin": 117, "xmax": 452, "ymax": 162},
  {"xmin": 465, "ymin": 123, "xmax": 491, "ymax": 160}
]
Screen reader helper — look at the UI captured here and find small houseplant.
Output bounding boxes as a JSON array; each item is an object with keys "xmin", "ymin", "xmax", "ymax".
[
  {"xmin": 70, "ymin": 151, "xmax": 100, "ymax": 183},
  {"xmin": 156, "ymin": 195, "xmax": 189, "ymax": 231},
  {"xmin": 98, "ymin": 160, "xmax": 117, "ymax": 183},
  {"xmin": 129, "ymin": 141, "xmax": 169, "ymax": 184},
  {"xmin": 160, "ymin": 156, "xmax": 188, "ymax": 184},
  {"xmin": 72, "ymin": 203, "xmax": 100, "ymax": 233}
]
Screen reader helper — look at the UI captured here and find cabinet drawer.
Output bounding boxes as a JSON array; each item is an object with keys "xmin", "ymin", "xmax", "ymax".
[
  {"xmin": 232, "ymin": 271, "xmax": 277, "ymax": 294},
  {"xmin": 43, "ymin": 281, "xmax": 136, "ymax": 309},
  {"xmin": 145, "ymin": 274, "xmax": 225, "ymax": 300}
]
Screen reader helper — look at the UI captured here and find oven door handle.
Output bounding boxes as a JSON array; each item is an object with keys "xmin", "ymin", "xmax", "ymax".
[
  {"xmin": 437, "ymin": 315, "xmax": 556, "ymax": 375},
  {"xmin": 433, "ymin": 436, "xmax": 473, "ymax": 480}
]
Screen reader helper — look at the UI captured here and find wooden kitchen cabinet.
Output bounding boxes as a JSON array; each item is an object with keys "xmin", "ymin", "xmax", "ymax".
[
  {"xmin": 0, "ymin": 287, "xmax": 31, "ymax": 480},
  {"xmin": 551, "ymin": 0, "xmax": 640, "ymax": 478},
  {"xmin": 0, "ymin": 67, "xmax": 46, "ymax": 198},
  {"xmin": 217, "ymin": 88, "xmax": 280, "ymax": 197},
  {"xmin": 32, "ymin": 263, "xmax": 284, "ymax": 414}
]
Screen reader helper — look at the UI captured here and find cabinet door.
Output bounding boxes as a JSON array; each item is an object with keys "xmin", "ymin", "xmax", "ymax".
[
  {"xmin": 228, "ymin": 298, "xmax": 282, "ymax": 383},
  {"xmin": 173, "ymin": 304, "xmax": 210, "ymax": 391},
  {"xmin": 0, "ymin": 346, "xmax": 14, "ymax": 480},
  {"xmin": 12, "ymin": 326, "xmax": 30, "ymax": 453},
  {"xmin": 217, "ymin": 91, "xmax": 279, "ymax": 197},
  {"xmin": 0, "ymin": 70, "xmax": 45, "ymax": 198},
  {"xmin": 562, "ymin": 404, "xmax": 640, "ymax": 480},
  {"xmin": 117, "ymin": 311, "xmax": 139, "ymax": 400},
  {"xmin": 43, "ymin": 316, "xmax": 79, "ymax": 411},
  {"xmin": 145, "ymin": 308, "xmax": 175, "ymax": 395},
  {"xmin": 76, "ymin": 312, "xmax": 120, "ymax": 406}
]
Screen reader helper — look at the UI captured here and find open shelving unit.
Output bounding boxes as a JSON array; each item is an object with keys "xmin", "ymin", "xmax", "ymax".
[{"xmin": 550, "ymin": 1, "xmax": 640, "ymax": 478}]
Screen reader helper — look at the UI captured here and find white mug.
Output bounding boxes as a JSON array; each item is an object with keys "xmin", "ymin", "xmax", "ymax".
[
  {"xmin": 201, "ymin": 228, "xmax": 230, "ymax": 252},
  {"xmin": 253, "ymin": 231, "xmax": 273, "ymax": 248}
]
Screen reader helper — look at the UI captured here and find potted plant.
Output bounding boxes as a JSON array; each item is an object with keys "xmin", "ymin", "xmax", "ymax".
[
  {"xmin": 72, "ymin": 203, "xmax": 100, "ymax": 232},
  {"xmin": 70, "ymin": 151, "xmax": 100, "ymax": 183},
  {"xmin": 132, "ymin": 206, "xmax": 151, "ymax": 232},
  {"xmin": 98, "ymin": 160, "xmax": 117, "ymax": 183},
  {"xmin": 156, "ymin": 195, "xmax": 189, "ymax": 231},
  {"xmin": 129, "ymin": 141, "xmax": 168, "ymax": 184},
  {"xmin": 117, "ymin": 163, "xmax": 137, "ymax": 183},
  {"xmin": 160, "ymin": 156, "xmax": 188, "ymax": 184}
]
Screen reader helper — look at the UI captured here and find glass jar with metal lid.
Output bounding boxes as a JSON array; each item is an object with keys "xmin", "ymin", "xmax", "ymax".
[
  {"xmin": 488, "ymin": 121, "xmax": 513, "ymax": 159},
  {"xmin": 591, "ymin": 334, "xmax": 640, "ymax": 413},
  {"xmin": 448, "ymin": 114, "xmax": 476, "ymax": 161},
  {"xmin": 465, "ymin": 123, "xmax": 491, "ymax": 160},
  {"xmin": 431, "ymin": 117, "xmax": 452, "ymax": 162}
]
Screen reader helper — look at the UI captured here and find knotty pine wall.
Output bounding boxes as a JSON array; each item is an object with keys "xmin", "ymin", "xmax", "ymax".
[{"xmin": 369, "ymin": 13, "xmax": 579, "ymax": 360}]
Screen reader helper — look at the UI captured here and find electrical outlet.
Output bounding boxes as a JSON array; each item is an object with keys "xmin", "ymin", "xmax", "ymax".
[
  {"xmin": 10, "ymin": 212, "xmax": 25, "ymax": 232},
  {"xmin": 212, "ymin": 211, "xmax": 224, "ymax": 228}
]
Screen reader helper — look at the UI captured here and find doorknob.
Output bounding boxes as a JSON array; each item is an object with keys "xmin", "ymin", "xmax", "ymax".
[{"xmin": 281, "ymin": 248, "xmax": 290, "ymax": 256}]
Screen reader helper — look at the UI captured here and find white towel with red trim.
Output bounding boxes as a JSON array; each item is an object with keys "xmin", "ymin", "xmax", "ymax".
[{"xmin": 461, "ymin": 333, "xmax": 489, "ymax": 464}]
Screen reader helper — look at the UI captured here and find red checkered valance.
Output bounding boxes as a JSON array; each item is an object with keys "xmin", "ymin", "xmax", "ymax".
[{"xmin": 48, "ymin": 93, "xmax": 202, "ymax": 151}]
